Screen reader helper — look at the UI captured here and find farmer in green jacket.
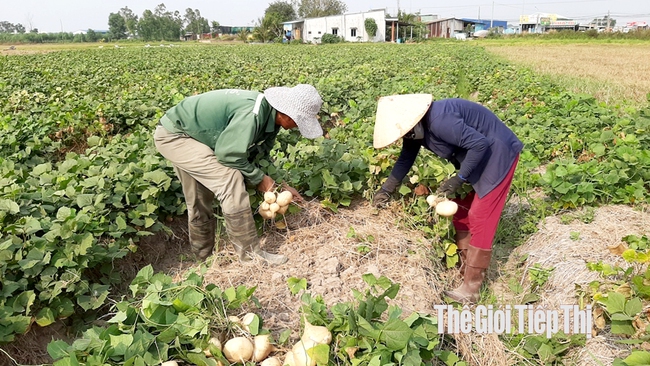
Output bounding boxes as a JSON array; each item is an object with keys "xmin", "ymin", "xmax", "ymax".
[{"xmin": 154, "ymin": 85, "xmax": 323, "ymax": 264}]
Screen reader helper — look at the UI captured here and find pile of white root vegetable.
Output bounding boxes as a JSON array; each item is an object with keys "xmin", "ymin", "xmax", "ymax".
[
  {"xmin": 258, "ymin": 191, "xmax": 293, "ymax": 220},
  {"xmin": 426, "ymin": 194, "xmax": 458, "ymax": 217},
  {"xmin": 160, "ymin": 313, "xmax": 332, "ymax": 366}
]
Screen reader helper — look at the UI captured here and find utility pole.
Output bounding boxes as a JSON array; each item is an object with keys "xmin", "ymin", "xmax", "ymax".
[
  {"xmin": 491, "ymin": 0, "xmax": 494, "ymax": 28},
  {"xmin": 521, "ymin": 0, "xmax": 526, "ymax": 33},
  {"xmin": 606, "ymin": 10, "xmax": 611, "ymax": 31},
  {"xmin": 396, "ymin": 0, "xmax": 400, "ymax": 42}
]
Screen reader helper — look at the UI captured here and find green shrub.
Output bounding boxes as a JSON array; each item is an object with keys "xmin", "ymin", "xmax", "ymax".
[{"xmin": 321, "ymin": 33, "xmax": 343, "ymax": 44}]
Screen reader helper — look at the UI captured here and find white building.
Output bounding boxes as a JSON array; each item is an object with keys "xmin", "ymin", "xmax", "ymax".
[{"xmin": 283, "ymin": 9, "xmax": 387, "ymax": 43}]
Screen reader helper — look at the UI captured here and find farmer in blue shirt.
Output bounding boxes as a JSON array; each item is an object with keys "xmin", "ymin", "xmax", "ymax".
[{"xmin": 372, "ymin": 95, "xmax": 523, "ymax": 303}]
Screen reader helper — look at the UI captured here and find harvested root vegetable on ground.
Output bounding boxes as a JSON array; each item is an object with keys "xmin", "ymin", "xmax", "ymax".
[
  {"xmin": 252, "ymin": 334, "xmax": 276, "ymax": 361},
  {"xmin": 161, "ymin": 361, "xmax": 179, "ymax": 366},
  {"xmin": 435, "ymin": 200, "xmax": 458, "ymax": 217},
  {"xmin": 204, "ymin": 337, "xmax": 223, "ymax": 357},
  {"xmin": 240, "ymin": 312, "xmax": 257, "ymax": 333},
  {"xmin": 287, "ymin": 339, "xmax": 318, "ymax": 366},
  {"xmin": 228, "ymin": 315, "xmax": 242, "ymax": 324},
  {"xmin": 260, "ymin": 356, "xmax": 282, "ymax": 366},
  {"xmin": 283, "ymin": 349, "xmax": 296, "ymax": 366},
  {"xmin": 223, "ymin": 337, "xmax": 254, "ymax": 363},
  {"xmin": 301, "ymin": 320, "xmax": 332, "ymax": 345},
  {"xmin": 284, "ymin": 319, "xmax": 332, "ymax": 366}
]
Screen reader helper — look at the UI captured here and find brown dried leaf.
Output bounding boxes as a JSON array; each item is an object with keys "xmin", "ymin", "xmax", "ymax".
[
  {"xmin": 414, "ymin": 184, "xmax": 429, "ymax": 196},
  {"xmin": 593, "ymin": 307, "xmax": 606, "ymax": 330},
  {"xmin": 345, "ymin": 347, "xmax": 358, "ymax": 359},
  {"xmin": 615, "ymin": 283, "xmax": 632, "ymax": 298}
]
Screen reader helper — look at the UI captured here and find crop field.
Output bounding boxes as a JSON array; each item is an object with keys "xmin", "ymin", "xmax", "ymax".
[{"xmin": 1, "ymin": 41, "xmax": 650, "ymax": 366}]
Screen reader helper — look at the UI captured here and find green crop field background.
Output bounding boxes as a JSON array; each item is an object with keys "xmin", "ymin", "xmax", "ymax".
[{"xmin": 1, "ymin": 42, "xmax": 650, "ymax": 365}]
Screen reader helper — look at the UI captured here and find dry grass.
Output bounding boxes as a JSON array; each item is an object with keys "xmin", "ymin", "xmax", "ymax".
[
  {"xmin": 483, "ymin": 43, "xmax": 650, "ymax": 106},
  {"xmin": 493, "ymin": 205, "xmax": 650, "ymax": 365}
]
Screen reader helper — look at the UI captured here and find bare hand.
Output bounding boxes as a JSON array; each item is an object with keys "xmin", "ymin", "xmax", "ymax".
[{"xmin": 257, "ymin": 175, "xmax": 275, "ymax": 192}]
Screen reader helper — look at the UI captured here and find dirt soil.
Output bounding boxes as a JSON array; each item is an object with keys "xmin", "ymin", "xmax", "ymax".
[{"xmin": 2, "ymin": 201, "xmax": 649, "ymax": 366}]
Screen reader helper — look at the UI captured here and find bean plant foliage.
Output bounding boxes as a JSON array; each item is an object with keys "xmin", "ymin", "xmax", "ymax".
[
  {"xmin": 290, "ymin": 274, "xmax": 465, "ymax": 366},
  {"xmin": 0, "ymin": 42, "xmax": 649, "ymax": 363},
  {"xmin": 47, "ymin": 264, "xmax": 257, "ymax": 365}
]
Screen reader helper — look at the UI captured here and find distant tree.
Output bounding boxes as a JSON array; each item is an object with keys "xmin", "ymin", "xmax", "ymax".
[
  {"xmin": 86, "ymin": 29, "xmax": 98, "ymax": 42},
  {"xmin": 396, "ymin": 10, "xmax": 426, "ymax": 40},
  {"xmin": 137, "ymin": 10, "xmax": 157, "ymax": 41},
  {"xmin": 137, "ymin": 4, "xmax": 182, "ymax": 41},
  {"xmin": 157, "ymin": 4, "xmax": 183, "ymax": 40},
  {"xmin": 294, "ymin": 0, "xmax": 347, "ymax": 18},
  {"xmin": 266, "ymin": 1, "xmax": 296, "ymax": 22},
  {"xmin": 253, "ymin": 12, "xmax": 283, "ymax": 42},
  {"xmin": 184, "ymin": 8, "xmax": 210, "ymax": 36},
  {"xmin": 108, "ymin": 12, "xmax": 127, "ymax": 39},
  {"xmin": 0, "ymin": 21, "xmax": 25, "ymax": 33},
  {"xmin": 237, "ymin": 28, "xmax": 251, "ymax": 42},
  {"xmin": 30, "ymin": 28, "xmax": 38, "ymax": 33},
  {"xmin": 1, "ymin": 22, "xmax": 19, "ymax": 33},
  {"xmin": 119, "ymin": 7, "xmax": 139, "ymax": 37},
  {"xmin": 0, "ymin": 21, "xmax": 15, "ymax": 33}
]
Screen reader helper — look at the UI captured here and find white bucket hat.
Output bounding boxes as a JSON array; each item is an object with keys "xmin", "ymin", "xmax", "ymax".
[
  {"xmin": 373, "ymin": 94, "xmax": 433, "ymax": 148},
  {"xmin": 264, "ymin": 84, "xmax": 324, "ymax": 139}
]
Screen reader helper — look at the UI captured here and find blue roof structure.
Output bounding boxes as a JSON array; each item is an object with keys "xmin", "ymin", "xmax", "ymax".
[{"xmin": 462, "ymin": 18, "xmax": 508, "ymax": 30}]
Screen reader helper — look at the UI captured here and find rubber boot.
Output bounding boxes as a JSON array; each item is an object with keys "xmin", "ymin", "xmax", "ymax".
[
  {"xmin": 223, "ymin": 210, "xmax": 288, "ymax": 265},
  {"xmin": 455, "ymin": 230, "xmax": 471, "ymax": 275},
  {"xmin": 444, "ymin": 246, "xmax": 492, "ymax": 304},
  {"xmin": 189, "ymin": 219, "xmax": 216, "ymax": 260}
]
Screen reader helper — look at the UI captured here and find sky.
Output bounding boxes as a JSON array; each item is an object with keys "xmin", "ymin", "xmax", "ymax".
[{"xmin": 1, "ymin": 0, "xmax": 648, "ymax": 32}]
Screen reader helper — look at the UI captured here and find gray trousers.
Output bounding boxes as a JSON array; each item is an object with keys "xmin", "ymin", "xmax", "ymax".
[{"xmin": 153, "ymin": 125, "xmax": 251, "ymax": 225}]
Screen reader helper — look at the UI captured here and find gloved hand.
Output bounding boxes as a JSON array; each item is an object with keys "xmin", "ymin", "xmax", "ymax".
[
  {"xmin": 372, "ymin": 188, "xmax": 392, "ymax": 207},
  {"xmin": 373, "ymin": 175, "xmax": 400, "ymax": 208},
  {"xmin": 436, "ymin": 175, "xmax": 465, "ymax": 196}
]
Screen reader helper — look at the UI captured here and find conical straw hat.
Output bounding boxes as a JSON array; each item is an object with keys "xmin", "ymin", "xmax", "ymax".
[{"xmin": 373, "ymin": 94, "xmax": 432, "ymax": 148}]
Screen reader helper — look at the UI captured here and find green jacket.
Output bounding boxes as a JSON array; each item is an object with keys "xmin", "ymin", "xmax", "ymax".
[{"xmin": 160, "ymin": 89, "xmax": 279, "ymax": 185}]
